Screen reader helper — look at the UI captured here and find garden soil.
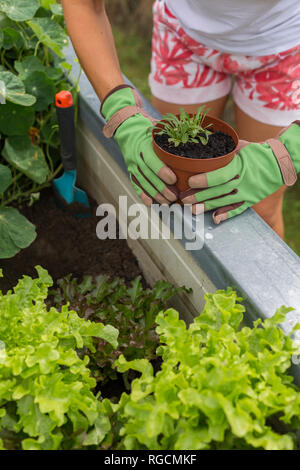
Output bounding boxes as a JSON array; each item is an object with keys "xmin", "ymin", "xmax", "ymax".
[{"xmin": 0, "ymin": 189, "xmax": 145, "ymax": 293}]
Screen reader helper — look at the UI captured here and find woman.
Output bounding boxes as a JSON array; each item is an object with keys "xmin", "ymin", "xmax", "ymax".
[{"xmin": 61, "ymin": 0, "xmax": 300, "ymax": 237}]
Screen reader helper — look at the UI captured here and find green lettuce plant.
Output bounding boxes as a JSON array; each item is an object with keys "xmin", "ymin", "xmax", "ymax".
[
  {"xmin": 0, "ymin": 0, "xmax": 79, "ymax": 259},
  {"xmin": 50, "ymin": 274, "xmax": 191, "ymax": 386},
  {"xmin": 114, "ymin": 289, "xmax": 300, "ymax": 450},
  {"xmin": 0, "ymin": 266, "xmax": 118, "ymax": 450},
  {"xmin": 154, "ymin": 106, "xmax": 212, "ymax": 148}
]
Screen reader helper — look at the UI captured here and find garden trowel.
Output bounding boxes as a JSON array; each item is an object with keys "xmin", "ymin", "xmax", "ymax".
[{"xmin": 53, "ymin": 90, "xmax": 90, "ymax": 217}]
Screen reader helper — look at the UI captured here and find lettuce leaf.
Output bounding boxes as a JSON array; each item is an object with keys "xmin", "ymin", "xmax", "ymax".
[
  {"xmin": 0, "ymin": 266, "xmax": 118, "ymax": 450},
  {"xmin": 115, "ymin": 288, "xmax": 300, "ymax": 450}
]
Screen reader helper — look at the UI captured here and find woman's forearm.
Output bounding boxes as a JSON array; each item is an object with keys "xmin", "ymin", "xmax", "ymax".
[{"xmin": 61, "ymin": 0, "xmax": 124, "ymax": 101}]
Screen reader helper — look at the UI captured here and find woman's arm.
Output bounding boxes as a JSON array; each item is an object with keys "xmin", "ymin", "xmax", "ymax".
[
  {"xmin": 61, "ymin": 0, "xmax": 124, "ymax": 101},
  {"xmin": 62, "ymin": 0, "xmax": 177, "ymax": 204}
]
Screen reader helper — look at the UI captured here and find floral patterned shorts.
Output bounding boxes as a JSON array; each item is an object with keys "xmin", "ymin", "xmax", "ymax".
[{"xmin": 149, "ymin": 0, "xmax": 300, "ymax": 126}]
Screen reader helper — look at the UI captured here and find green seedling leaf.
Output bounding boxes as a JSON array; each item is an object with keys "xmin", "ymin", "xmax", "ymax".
[
  {"xmin": 0, "ymin": 71, "xmax": 36, "ymax": 106},
  {"xmin": 0, "ymin": 163, "xmax": 12, "ymax": 194},
  {"xmin": 27, "ymin": 17, "xmax": 68, "ymax": 58},
  {"xmin": 28, "ymin": 192, "xmax": 40, "ymax": 207},
  {"xmin": 0, "ymin": 101, "xmax": 35, "ymax": 135},
  {"xmin": 3, "ymin": 135, "xmax": 50, "ymax": 184},
  {"xmin": 0, "ymin": 206, "xmax": 36, "ymax": 258},
  {"xmin": 0, "ymin": 0, "xmax": 39, "ymax": 21},
  {"xmin": 24, "ymin": 71, "xmax": 55, "ymax": 112},
  {"xmin": 156, "ymin": 105, "xmax": 213, "ymax": 148}
]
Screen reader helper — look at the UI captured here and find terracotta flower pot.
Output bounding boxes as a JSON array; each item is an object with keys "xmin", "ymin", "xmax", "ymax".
[{"xmin": 152, "ymin": 114, "xmax": 239, "ymax": 196}]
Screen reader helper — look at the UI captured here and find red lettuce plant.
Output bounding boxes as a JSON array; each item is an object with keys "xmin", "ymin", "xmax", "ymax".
[{"xmin": 50, "ymin": 274, "xmax": 191, "ymax": 385}]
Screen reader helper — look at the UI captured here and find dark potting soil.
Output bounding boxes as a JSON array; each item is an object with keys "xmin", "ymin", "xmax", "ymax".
[
  {"xmin": 0, "ymin": 188, "xmax": 145, "ymax": 294},
  {"xmin": 154, "ymin": 130, "xmax": 235, "ymax": 159}
]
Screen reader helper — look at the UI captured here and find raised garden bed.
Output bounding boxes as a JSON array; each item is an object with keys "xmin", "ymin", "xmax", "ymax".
[
  {"xmin": 2, "ymin": 265, "xmax": 300, "ymax": 450},
  {"xmin": 0, "ymin": 189, "xmax": 144, "ymax": 294},
  {"xmin": 63, "ymin": 39, "xmax": 300, "ymax": 386},
  {"xmin": 0, "ymin": 188, "xmax": 187, "ymax": 406}
]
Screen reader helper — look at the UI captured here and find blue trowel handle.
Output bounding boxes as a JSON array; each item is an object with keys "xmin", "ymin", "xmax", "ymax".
[{"xmin": 55, "ymin": 91, "xmax": 77, "ymax": 172}]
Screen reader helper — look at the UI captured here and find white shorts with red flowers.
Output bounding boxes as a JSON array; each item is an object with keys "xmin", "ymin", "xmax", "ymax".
[{"xmin": 148, "ymin": 0, "xmax": 300, "ymax": 126}]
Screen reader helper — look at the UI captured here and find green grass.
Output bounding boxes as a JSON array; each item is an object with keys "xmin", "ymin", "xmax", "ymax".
[
  {"xmin": 283, "ymin": 180, "xmax": 300, "ymax": 256},
  {"xmin": 112, "ymin": 26, "xmax": 152, "ymax": 101},
  {"xmin": 113, "ymin": 26, "xmax": 300, "ymax": 257}
]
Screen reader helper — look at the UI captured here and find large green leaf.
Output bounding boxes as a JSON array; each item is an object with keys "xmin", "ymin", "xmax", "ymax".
[
  {"xmin": 27, "ymin": 18, "xmax": 68, "ymax": 58},
  {"xmin": 0, "ymin": 29, "xmax": 3, "ymax": 48},
  {"xmin": 50, "ymin": 4, "xmax": 63, "ymax": 16},
  {"xmin": 24, "ymin": 71, "xmax": 55, "ymax": 112},
  {"xmin": 14, "ymin": 56, "xmax": 44, "ymax": 80},
  {"xmin": 39, "ymin": 112, "xmax": 59, "ymax": 149},
  {"xmin": 0, "ymin": 206, "xmax": 36, "ymax": 259},
  {"xmin": 15, "ymin": 56, "xmax": 63, "ymax": 82},
  {"xmin": 0, "ymin": 101, "xmax": 35, "ymax": 135},
  {"xmin": 2, "ymin": 27, "xmax": 23, "ymax": 49},
  {"xmin": 39, "ymin": 0, "xmax": 57, "ymax": 10},
  {"xmin": 3, "ymin": 135, "xmax": 50, "ymax": 184},
  {"xmin": 0, "ymin": 0, "xmax": 39, "ymax": 22},
  {"xmin": 0, "ymin": 163, "xmax": 12, "ymax": 194},
  {"xmin": 46, "ymin": 66, "xmax": 63, "ymax": 81},
  {"xmin": 0, "ymin": 71, "xmax": 36, "ymax": 106}
]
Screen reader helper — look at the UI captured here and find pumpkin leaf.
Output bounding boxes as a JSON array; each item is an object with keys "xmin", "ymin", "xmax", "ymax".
[
  {"xmin": 27, "ymin": 17, "xmax": 68, "ymax": 58},
  {"xmin": 24, "ymin": 71, "xmax": 55, "ymax": 112},
  {"xmin": 3, "ymin": 135, "xmax": 50, "ymax": 184},
  {"xmin": 0, "ymin": 0, "xmax": 40, "ymax": 21},
  {"xmin": 2, "ymin": 27, "xmax": 23, "ymax": 49},
  {"xmin": 0, "ymin": 206, "xmax": 36, "ymax": 259},
  {"xmin": 0, "ymin": 71, "xmax": 36, "ymax": 106},
  {"xmin": 14, "ymin": 56, "xmax": 44, "ymax": 80},
  {"xmin": 0, "ymin": 164, "xmax": 12, "ymax": 194},
  {"xmin": 50, "ymin": 4, "xmax": 63, "ymax": 16},
  {"xmin": 0, "ymin": 101, "xmax": 35, "ymax": 135},
  {"xmin": 0, "ymin": 0, "xmax": 39, "ymax": 22}
]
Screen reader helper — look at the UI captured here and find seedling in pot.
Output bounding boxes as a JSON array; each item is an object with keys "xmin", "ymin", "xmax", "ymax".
[
  {"xmin": 151, "ymin": 108, "xmax": 239, "ymax": 194},
  {"xmin": 154, "ymin": 106, "xmax": 213, "ymax": 147}
]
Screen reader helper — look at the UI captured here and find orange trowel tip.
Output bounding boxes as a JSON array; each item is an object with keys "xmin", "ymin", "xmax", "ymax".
[{"xmin": 56, "ymin": 90, "xmax": 73, "ymax": 108}]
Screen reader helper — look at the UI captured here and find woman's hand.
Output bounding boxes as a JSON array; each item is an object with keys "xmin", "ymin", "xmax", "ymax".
[
  {"xmin": 101, "ymin": 85, "xmax": 178, "ymax": 205},
  {"xmin": 180, "ymin": 122, "xmax": 300, "ymax": 223}
]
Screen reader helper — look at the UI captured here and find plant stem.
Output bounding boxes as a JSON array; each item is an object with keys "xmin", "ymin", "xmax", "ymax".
[
  {"xmin": 2, "ymin": 163, "xmax": 63, "ymax": 207},
  {"xmin": 44, "ymin": 126, "xmax": 59, "ymax": 174},
  {"xmin": 0, "ymin": 49, "xmax": 5, "ymax": 66},
  {"xmin": 17, "ymin": 22, "xmax": 30, "ymax": 41},
  {"xmin": 34, "ymin": 40, "xmax": 41, "ymax": 57},
  {"xmin": 11, "ymin": 171, "xmax": 23, "ymax": 193},
  {"xmin": 44, "ymin": 46, "xmax": 49, "ymax": 67},
  {"xmin": 122, "ymin": 371, "xmax": 131, "ymax": 391}
]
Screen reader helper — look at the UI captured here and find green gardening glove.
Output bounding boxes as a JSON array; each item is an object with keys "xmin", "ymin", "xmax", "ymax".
[
  {"xmin": 101, "ymin": 85, "xmax": 177, "ymax": 205},
  {"xmin": 181, "ymin": 122, "xmax": 300, "ymax": 223}
]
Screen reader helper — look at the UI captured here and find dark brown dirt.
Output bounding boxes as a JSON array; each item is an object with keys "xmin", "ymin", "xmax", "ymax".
[
  {"xmin": 0, "ymin": 188, "xmax": 144, "ymax": 293},
  {"xmin": 154, "ymin": 130, "xmax": 235, "ymax": 159}
]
